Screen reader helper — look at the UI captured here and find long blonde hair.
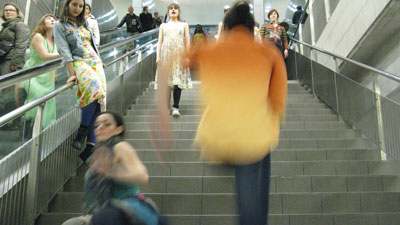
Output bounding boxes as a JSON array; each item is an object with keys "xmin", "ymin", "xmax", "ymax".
[{"xmin": 30, "ymin": 14, "xmax": 56, "ymax": 43}]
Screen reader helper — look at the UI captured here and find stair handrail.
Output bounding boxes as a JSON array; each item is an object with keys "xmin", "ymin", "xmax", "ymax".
[
  {"xmin": 291, "ymin": 38, "xmax": 400, "ymax": 82},
  {"xmin": 0, "ymin": 29, "xmax": 159, "ymax": 90},
  {"xmin": 0, "ymin": 38, "xmax": 158, "ymax": 128}
]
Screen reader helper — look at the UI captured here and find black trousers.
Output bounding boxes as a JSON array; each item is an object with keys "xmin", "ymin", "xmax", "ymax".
[{"xmin": 172, "ymin": 85, "xmax": 182, "ymax": 109}]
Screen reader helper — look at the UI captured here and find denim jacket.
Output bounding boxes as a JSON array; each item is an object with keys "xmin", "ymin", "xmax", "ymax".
[{"xmin": 53, "ymin": 20, "xmax": 100, "ymax": 64}]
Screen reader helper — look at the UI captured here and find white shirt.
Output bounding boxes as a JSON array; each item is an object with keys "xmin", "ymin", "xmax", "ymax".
[{"xmin": 87, "ymin": 14, "xmax": 100, "ymax": 45}]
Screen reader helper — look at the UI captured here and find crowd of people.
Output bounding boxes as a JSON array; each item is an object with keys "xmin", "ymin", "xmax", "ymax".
[{"xmin": 0, "ymin": 0, "xmax": 302, "ymax": 224}]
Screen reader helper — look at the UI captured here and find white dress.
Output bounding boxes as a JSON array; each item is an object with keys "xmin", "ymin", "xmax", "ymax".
[{"xmin": 156, "ymin": 22, "xmax": 192, "ymax": 89}]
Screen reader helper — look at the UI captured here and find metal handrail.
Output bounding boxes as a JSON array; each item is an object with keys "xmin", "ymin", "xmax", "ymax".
[
  {"xmin": 291, "ymin": 38, "xmax": 400, "ymax": 83},
  {"xmin": 0, "ymin": 29, "xmax": 159, "ymax": 90},
  {"xmin": 107, "ymin": 39, "xmax": 158, "ymax": 66},
  {"xmin": 100, "ymin": 27, "xmax": 126, "ymax": 34},
  {"xmin": 0, "ymin": 37, "xmax": 158, "ymax": 127},
  {"xmin": 0, "ymin": 82, "xmax": 74, "ymax": 127},
  {"xmin": 99, "ymin": 29, "xmax": 158, "ymax": 52}
]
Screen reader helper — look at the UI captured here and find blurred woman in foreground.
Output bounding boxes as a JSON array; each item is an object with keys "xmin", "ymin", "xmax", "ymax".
[
  {"xmin": 159, "ymin": 1, "xmax": 287, "ymax": 224},
  {"xmin": 63, "ymin": 111, "xmax": 167, "ymax": 225}
]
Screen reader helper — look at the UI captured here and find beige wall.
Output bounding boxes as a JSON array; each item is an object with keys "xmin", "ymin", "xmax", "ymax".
[{"xmin": 300, "ymin": 0, "xmax": 391, "ymax": 70}]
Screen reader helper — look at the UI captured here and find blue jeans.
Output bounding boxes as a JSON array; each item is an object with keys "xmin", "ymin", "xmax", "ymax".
[
  {"xmin": 91, "ymin": 206, "xmax": 128, "ymax": 225},
  {"xmin": 81, "ymin": 101, "xmax": 100, "ymax": 144},
  {"xmin": 235, "ymin": 153, "xmax": 271, "ymax": 225}
]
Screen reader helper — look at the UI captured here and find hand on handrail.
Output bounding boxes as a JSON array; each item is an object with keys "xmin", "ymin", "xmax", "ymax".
[{"xmin": 67, "ymin": 75, "xmax": 78, "ymax": 85}]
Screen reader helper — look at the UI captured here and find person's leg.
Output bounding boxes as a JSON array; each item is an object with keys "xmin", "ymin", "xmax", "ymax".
[
  {"xmin": 172, "ymin": 85, "xmax": 182, "ymax": 116},
  {"xmin": 79, "ymin": 102, "xmax": 101, "ymax": 162},
  {"xmin": 86, "ymin": 102, "xmax": 101, "ymax": 145},
  {"xmin": 172, "ymin": 85, "xmax": 182, "ymax": 109},
  {"xmin": 235, "ymin": 153, "xmax": 271, "ymax": 225},
  {"xmin": 91, "ymin": 206, "xmax": 128, "ymax": 225},
  {"xmin": 72, "ymin": 101, "xmax": 98, "ymax": 150},
  {"xmin": 126, "ymin": 32, "xmax": 134, "ymax": 52}
]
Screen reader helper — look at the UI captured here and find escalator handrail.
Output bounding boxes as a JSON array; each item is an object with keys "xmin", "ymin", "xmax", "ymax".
[
  {"xmin": 291, "ymin": 38, "xmax": 400, "ymax": 83},
  {"xmin": 99, "ymin": 29, "xmax": 158, "ymax": 52},
  {"xmin": 0, "ymin": 37, "xmax": 158, "ymax": 127},
  {"xmin": 0, "ymin": 29, "xmax": 159, "ymax": 90}
]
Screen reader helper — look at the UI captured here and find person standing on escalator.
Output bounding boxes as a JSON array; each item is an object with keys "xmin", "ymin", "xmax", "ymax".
[
  {"xmin": 140, "ymin": 6, "xmax": 154, "ymax": 32},
  {"xmin": 0, "ymin": 3, "xmax": 30, "ymax": 126},
  {"xmin": 54, "ymin": 0, "xmax": 106, "ymax": 163},
  {"xmin": 114, "ymin": 5, "xmax": 142, "ymax": 51}
]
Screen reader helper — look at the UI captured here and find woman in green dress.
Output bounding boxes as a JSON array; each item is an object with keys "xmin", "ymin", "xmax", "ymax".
[{"xmin": 22, "ymin": 14, "xmax": 60, "ymax": 130}]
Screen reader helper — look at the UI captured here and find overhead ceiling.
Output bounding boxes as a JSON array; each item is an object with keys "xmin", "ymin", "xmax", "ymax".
[{"xmin": 152, "ymin": 0, "xmax": 306, "ymax": 24}]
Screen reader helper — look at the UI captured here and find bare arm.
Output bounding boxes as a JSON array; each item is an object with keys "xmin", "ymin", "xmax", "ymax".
[
  {"xmin": 217, "ymin": 22, "xmax": 223, "ymax": 40},
  {"xmin": 106, "ymin": 141, "xmax": 149, "ymax": 185},
  {"xmin": 66, "ymin": 62, "xmax": 77, "ymax": 84},
  {"xmin": 31, "ymin": 33, "xmax": 60, "ymax": 61},
  {"xmin": 156, "ymin": 24, "xmax": 164, "ymax": 64},
  {"xmin": 184, "ymin": 23, "xmax": 190, "ymax": 51}
]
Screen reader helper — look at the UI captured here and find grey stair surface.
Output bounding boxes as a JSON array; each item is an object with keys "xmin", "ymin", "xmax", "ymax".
[{"xmin": 36, "ymin": 82, "xmax": 400, "ymax": 225}]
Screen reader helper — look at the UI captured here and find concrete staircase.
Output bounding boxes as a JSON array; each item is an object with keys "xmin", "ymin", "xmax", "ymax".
[{"xmin": 36, "ymin": 82, "xmax": 400, "ymax": 225}]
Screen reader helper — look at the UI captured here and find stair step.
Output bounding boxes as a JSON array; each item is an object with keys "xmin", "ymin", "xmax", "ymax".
[
  {"xmin": 126, "ymin": 138, "xmax": 374, "ymax": 150},
  {"xmin": 141, "ymin": 160, "xmax": 400, "ymax": 176},
  {"xmin": 124, "ymin": 114, "xmax": 339, "ymax": 122},
  {"xmin": 136, "ymin": 98, "xmax": 323, "ymax": 104},
  {"xmin": 124, "ymin": 121, "xmax": 351, "ymax": 130},
  {"xmin": 127, "ymin": 108, "xmax": 336, "ymax": 116},
  {"xmin": 36, "ymin": 212, "xmax": 400, "ymax": 225},
  {"xmin": 48, "ymin": 192, "xmax": 400, "ymax": 214},
  {"xmin": 131, "ymin": 103, "xmax": 330, "ymax": 110},
  {"xmin": 126, "ymin": 129, "xmax": 359, "ymax": 139},
  {"xmin": 64, "ymin": 174, "xmax": 400, "ymax": 193},
  {"xmin": 130, "ymin": 148, "xmax": 380, "ymax": 162}
]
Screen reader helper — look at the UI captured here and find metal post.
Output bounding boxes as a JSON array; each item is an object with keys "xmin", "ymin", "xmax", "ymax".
[
  {"xmin": 25, "ymin": 104, "xmax": 44, "ymax": 224},
  {"xmin": 294, "ymin": 50, "xmax": 299, "ymax": 82},
  {"xmin": 373, "ymin": 75, "xmax": 386, "ymax": 156},
  {"xmin": 138, "ymin": 50, "xmax": 142, "ymax": 63},
  {"xmin": 119, "ymin": 58, "xmax": 125, "ymax": 114},
  {"xmin": 24, "ymin": 0, "xmax": 32, "ymax": 25},
  {"xmin": 333, "ymin": 57, "xmax": 342, "ymax": 121},
  {"xmin": 310, "ymin": 49, "xmax": 316, "ymax": 97}
]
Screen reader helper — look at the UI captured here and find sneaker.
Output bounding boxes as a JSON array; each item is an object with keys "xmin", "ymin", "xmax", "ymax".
[{"xmin": 172, "ymin": 107, "xmax": 180, "ymax": 117}]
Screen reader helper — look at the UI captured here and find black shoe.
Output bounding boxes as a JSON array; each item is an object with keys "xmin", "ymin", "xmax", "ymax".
[
  {"xmin": 79, "ymin": 144, "xmax": 95, "ymax": 164},
  {"xmin": 72, "ymin": 126, "xmax": 88, "ymax": 150}
]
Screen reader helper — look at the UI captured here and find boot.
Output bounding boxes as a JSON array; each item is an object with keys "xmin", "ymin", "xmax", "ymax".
[
  {"xmin": 72, "ymin": 126, "xmax": 88, "ymax": 150},
  {"xmin": 79, "ymin": 144, "xmax": 95, "ymax": 164}
]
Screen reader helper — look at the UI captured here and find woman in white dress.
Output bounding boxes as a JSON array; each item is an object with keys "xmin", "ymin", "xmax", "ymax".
[{"xmin": 156, "ymin": 2, "xmax": 191, "ymax": 117}]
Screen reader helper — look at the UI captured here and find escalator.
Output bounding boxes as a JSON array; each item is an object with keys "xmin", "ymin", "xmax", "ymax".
[{"xmin": 0, "ymin": 29, "xmax": 158, "ymax": 225}]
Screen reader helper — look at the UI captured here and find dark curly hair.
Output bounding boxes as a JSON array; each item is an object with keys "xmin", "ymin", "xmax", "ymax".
[{"xmin": 95, "ymin": 111, "xmax": 125, "ymax": 137}]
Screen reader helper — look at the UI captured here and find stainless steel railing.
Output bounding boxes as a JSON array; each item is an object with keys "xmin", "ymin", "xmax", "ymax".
[
  {"xmin": 0, "ymin": 29, "xmax": 159, "ymax": 225},
  {"xmin": 289, "ymin": 38, "xmax": 400, "ymax": 160},
  {"xmin": 0, "ymin": 29, "xmax": 159, "ymax": 90}
]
